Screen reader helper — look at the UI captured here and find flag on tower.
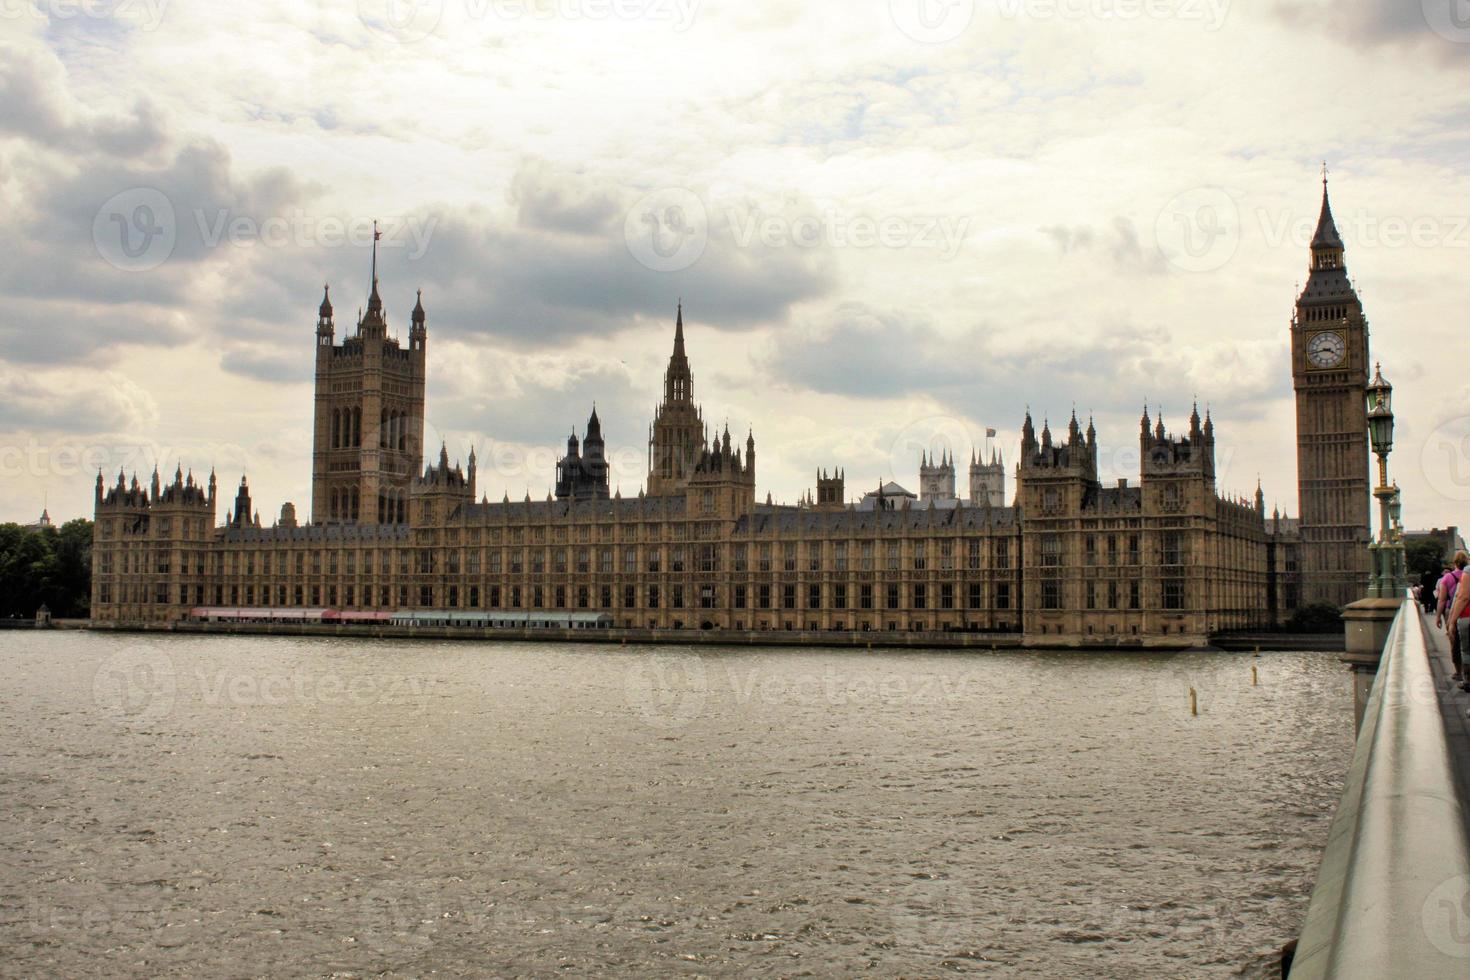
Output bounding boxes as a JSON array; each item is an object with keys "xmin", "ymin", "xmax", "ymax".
[{"xmin": 985, "ymin": 427, "xmax": 997, "ymax": 438}]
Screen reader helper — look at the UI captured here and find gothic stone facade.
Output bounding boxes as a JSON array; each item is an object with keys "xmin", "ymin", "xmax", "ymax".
[
  {"xmin": 93, "ymin": 254, "xmax": 1319, "ymax": 643},
  {"xmin": 1291, "ymin": 178, "xmax": 1373, "ymax": 607}
]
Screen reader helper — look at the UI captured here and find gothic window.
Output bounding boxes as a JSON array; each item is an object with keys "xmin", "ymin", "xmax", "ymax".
[
  {"xmin": 353, "ymin": 408, "xmax": 362, "ymax": 448},
  {"xmin": 1041, "ymin": 579, "xmax": 1061, "ymax": 610},
  {"xmin": 1040, "ymin": 534, "xmax": 1062, "ymax": 567}
]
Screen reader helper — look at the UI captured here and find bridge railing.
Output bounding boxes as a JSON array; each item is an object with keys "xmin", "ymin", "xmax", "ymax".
[{"xmin": 1290, "ymin": 598, "xmax": 1470, "ymax": 976}]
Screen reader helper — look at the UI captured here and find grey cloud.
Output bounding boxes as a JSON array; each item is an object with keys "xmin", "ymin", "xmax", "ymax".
[
  {"xmin": 761, "ymin": 302, "xmax": 1289, "ymax": 426},
  {"xmin": 1273, "ymin": 1, "xmax": 1470, "ymax": 60},
  {"xmin": 219, "ymin": 348, "xmax": 311, "ymax": 385},
  {"xmin": 1040, "ymin": 218, "xmax": 1167, "ymax": 274},
  {"xmin": 0, "ymin": 299, "xmax": 191, "ymax": 366},
  {"xmin": 0, "ymin": 45, "xmax": 167, "ymax": 155},
  {"xmin": 511, "ymin": 166, "xmax": 622, "ymax": 235},
  {"xmin": 0, "ymin": 369, "xmax": 157, "ymax": 435}
]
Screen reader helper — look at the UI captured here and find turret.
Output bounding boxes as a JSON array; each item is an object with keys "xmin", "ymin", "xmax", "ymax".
[
  {"xmin": 410, "ymin": 288, "xmax": 427, "ymax": 351},
  {"xmin": 317, "ymin": 284, "xmax": 334, "ymax": 346},
  {"xmin": 231, "ymin": 476, "xmax": 252, "ymax": 529}
]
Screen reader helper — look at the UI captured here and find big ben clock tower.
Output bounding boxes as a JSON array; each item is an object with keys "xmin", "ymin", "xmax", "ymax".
[{"xmin": 1291, "ymin": 171, "xmax": 1372, "ymax": 608}]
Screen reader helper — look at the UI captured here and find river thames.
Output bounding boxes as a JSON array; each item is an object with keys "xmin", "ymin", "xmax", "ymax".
[{"xmin": 0, "ymin": 631, "xmax": 1352, "ymax": 977}]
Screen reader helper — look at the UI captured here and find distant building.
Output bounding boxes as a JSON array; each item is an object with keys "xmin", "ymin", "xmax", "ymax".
[
  {"xmin": 94, "ymin": 204, "xmax": 1342, "ymax": 642},
  {"xmin": 1404, "ymin": 527, "xmax": 1467, "ymax": 564},
  {"xmin": 22, "ymin": 509, "xmax": 53, "ymax": 532}
]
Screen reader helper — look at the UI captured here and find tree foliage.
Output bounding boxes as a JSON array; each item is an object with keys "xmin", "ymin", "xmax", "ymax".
[
  {"xmin": 1406, "ymin": 538, "xmax": 1448, "ymax": 579},
  {"xmin": 0, "ymin": 519, "xmax": 92, "ymax": 619},
  {"xmin": 1284, "ymin": 601, "xmax": 1344, "ymax": 634}
]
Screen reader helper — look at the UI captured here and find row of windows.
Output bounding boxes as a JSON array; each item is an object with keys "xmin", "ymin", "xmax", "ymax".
[
  {"xmin": 202, "ymin": 539, "xmax": 1015, "ymax": 577},
  {"xmin": 1036, "ymin": 579, "xmax": 1184, "ymax": 611},
  {"xmin": 191, "ymin": 580, "xmax": 1018, "ymax": 613}
]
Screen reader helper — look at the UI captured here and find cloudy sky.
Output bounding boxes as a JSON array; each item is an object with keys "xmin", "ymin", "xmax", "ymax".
[{"xmin": 2, "ymin": 0, "xmax": 1468, "ymax": 530}]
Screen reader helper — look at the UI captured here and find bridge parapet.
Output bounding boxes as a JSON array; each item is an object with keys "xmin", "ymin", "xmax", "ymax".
[{"xmin": 1290, "ymin": 598, "xmax": 1470, "ymax": 976}]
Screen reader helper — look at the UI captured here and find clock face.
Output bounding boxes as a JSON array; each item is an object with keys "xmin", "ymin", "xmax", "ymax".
[{"xmin": 1306, "ymin": 331, "xmax": 1346, "ymax": 369}]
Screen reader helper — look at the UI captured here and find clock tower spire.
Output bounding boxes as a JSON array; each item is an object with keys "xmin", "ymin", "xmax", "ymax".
[{"xmin": 1290, "ymin": 168, "xmax": 1372, "ymax": 608}]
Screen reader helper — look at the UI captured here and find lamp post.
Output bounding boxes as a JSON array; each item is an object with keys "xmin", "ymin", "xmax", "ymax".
[{"xmin": 1365, "ymin": 364, "xmax": 1400, "ymax": 598}]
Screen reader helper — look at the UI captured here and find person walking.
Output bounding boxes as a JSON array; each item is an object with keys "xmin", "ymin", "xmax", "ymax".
[
  {"xmin": 1421, "ymin": 566, "xmax": 1441, "ymax": 613},
  {"xmin": 1439, "ymin": 553, "xmax": 1469, "ymax": 687}
]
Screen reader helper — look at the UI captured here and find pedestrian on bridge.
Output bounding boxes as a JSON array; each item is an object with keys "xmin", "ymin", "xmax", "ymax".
[{"xmin": 1439, "ymin": 552, "xmax": 1469, "ymax": 689}]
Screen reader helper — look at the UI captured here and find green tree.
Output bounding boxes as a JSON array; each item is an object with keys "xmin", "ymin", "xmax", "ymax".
[
  {"xmin": 0, "ymin": 519, "xmax": 92, "ymax": 619},
  {"xmin": 1406, "ymin": 538, "xmax": 1447, "ymax": 580}
]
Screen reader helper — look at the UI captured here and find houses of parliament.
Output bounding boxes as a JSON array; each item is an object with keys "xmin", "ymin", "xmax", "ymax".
[{"xmin": 89, "ymin": 180, "xmax": 1376, "ymax": 643}]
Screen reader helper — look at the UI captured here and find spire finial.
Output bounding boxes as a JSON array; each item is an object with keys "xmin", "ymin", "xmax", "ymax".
[
  {"xmin": 1321, "ymin": 160, "xmax": 1328, "ymax": 186},
  {"xmin": 371, "ymin": 219, "xmax": 380, "ymax": 288}
]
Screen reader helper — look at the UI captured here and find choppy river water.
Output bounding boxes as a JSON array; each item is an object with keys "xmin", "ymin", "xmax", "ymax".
[{"xmin": 0, "ymin": 631, "xmax": 1353, "ymax": 977}]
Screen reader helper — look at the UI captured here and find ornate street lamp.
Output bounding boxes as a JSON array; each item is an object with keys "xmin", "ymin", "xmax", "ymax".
[{"xmin": 1365, "ymin": 364, "xmax": 1402, "ymax": 598}]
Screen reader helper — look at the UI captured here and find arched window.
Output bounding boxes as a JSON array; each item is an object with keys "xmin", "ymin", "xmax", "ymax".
[
  {"xmin": 353, "ymin": 408, "xmax": 362, "ymax": 448},
  {"xmin": 351, "ymin": 488, "xmax": 360, "ymax": 520},
  {"xmin": 331, "ymin": 410, "xmax": 340, "ymax": 449},
  {"xmin": 397, "ymin": 412, "xmax": 407, "ymax": 452}
]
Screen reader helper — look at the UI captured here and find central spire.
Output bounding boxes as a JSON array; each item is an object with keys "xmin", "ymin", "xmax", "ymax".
[
  {"xmin": 1311, "ymin": 169, "xmax": 1343, "ymax": 252},
  {"xmin": 664, "ymin": 301, "xmax": 692, "ymax": 404}
]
